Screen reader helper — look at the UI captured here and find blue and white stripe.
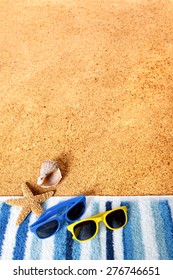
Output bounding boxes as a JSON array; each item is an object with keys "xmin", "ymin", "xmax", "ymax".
[{"xmin": 0, "ymin": 196, "xmax": 173, "ymax": 260}]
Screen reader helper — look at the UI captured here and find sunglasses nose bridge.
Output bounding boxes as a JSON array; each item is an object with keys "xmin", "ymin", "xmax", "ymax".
[{"xmin": 95, "ymin": 216, "xmax": 103, "ymax": 224}]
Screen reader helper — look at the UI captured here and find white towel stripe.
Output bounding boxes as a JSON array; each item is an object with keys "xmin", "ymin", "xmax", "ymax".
[
  {"xmin": 112, "ymin": 199, "xmax": 124, "ymax": 260},
  {"xmin": 24, "ymin": 214, "xmax": 38, "ymax": 260},
  {"xmin": 80, "ymin": 197, "xmax": 92, "ymax": 260},
  {"xmin": 99, "ymin": 199, "xmax": 107, "ymax": 260},
  {"xmin": 138, "ymin": 200, "xmax": 159, "ymax": 260},
  {"xmin": 168, "ymin": 200, "xmax": 173, "ymax": 220}
]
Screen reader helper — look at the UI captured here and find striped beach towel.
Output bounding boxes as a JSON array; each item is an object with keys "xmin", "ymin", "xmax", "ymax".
[{"xmin": 0, "ymin": 196, "xmax": 173, "ymax": 260}]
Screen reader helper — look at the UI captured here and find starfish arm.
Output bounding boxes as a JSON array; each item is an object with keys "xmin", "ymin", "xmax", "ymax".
[
  {"xmin": 16, "ymin": 206, "xmax": 31, "ymax": 226},
  {"xmin": 5, "ymin": 198, "xmax": 26, "ymax": 206},
  {"xmin": 22, "ymin": 183, "xmax": 34, "ymax": 198},
  {"xmin": 6, "ymin": 183, "xmax": 55, "ymax": 225},
  {"xmin": 35, "ymin": 191, "xmax": 54, "ymax": 203},
  {"xmin": 31, "ymin": 203, "xmax": 44, "ymax": 217}
]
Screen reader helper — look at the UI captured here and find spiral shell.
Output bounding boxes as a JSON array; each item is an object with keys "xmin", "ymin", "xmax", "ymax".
[{"xmin": 37, "ymin": 160, "xmax": 62, "ymax": 187}]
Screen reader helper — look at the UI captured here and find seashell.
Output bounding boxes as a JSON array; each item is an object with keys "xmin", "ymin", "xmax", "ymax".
[{"xmin": 37, "ymin": 160, "xmax": 62, "ymax": 188}]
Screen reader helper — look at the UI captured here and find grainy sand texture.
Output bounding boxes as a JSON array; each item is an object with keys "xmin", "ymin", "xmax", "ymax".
[{"xmin": 0, "ymin": 0, "xmax": 173, "ymax": 196}]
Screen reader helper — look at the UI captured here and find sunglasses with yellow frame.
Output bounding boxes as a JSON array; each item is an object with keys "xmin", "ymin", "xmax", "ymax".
[{"xmin": 67, "ymin": 206, "xmax": 127, "ymax": 242}]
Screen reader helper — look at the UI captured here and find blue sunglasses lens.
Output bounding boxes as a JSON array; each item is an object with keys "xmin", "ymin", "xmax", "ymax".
[
  {"xmin": 36, "ymin": 220, "xmax": 59, "ymax": 238},
  {"xmin": 67, "ymin": 201, "xmax": 85, "ymax": 221}
]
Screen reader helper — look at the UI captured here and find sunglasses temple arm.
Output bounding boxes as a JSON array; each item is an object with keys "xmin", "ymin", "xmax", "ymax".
[
  {"xmin": 31, "ymin": 195, "xmax": 85, "ymax": 226},
  {"xmin": 92, "ymin": 207, "xmax": 127, "ymax": 218},
  {"xmin": 82, "ymin": 207, "xmax": 127, "ymax": 220}
]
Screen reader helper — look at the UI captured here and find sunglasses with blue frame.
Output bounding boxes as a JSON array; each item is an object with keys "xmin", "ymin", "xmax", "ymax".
[{"xmin": 30, "ymin": 195, "xmax": 86, "ymax": 239}]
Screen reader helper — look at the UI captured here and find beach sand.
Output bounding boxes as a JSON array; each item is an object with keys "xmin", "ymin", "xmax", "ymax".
[{"xmin": 0, "ymin": 0, "xmax": 172, "ymax": 196}]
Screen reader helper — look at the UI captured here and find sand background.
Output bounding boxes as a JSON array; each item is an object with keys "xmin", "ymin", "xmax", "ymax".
[{"xmin": 0, "ymin": 0, "xmax": 173, "ymax": 196}]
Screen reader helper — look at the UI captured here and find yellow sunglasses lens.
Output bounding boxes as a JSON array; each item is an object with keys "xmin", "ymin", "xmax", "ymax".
[
  {"xmin": 105, "ymin": 209, "xmax": 126, "ymax": 229},
  {"xmin": 73, "ymin": 220, "xmax": 97, "ymax": 241}
]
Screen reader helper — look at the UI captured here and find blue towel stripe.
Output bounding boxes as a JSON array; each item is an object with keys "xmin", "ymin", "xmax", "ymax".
[
  {"xmin": 0, "ymin": 203, "xmax": 11, "ymax": 255},
  {"xmin": 129, "ymin": 201, "xmax": 145, "ymax": 260},
  {"xmin": 71, "ymin": 235, "xmax": 81, "ymax": 260},
  {"xmin": 30, "ymin": 235, "xmax": 42, "ymax": 260},
  {"xmin": 13, "ymin": 214, "xmax": 31, "ymax": 260},
  {"xmin": 121, "ymin": 201, "xmax": 134, "ymax": 260},
  {"xmin": 158, "ymin": 200, "xmax": 173, "ymax": 260},
  {"xmin": 106, "ymin": 201, "xmax": 114, "ymax": 260},
  {"xmin": 54, "ymin": 221, "xmax": 68, "ymax": 260},
  {"xmin": 150, "ymin": 201, "xmax": 169, "ymax": 260},
  {"xmin": 66, "ymin": 229, "xmax": 73, "ymax": 260},
  {"xmin": 70, "ymin": 204, "xmax": 81, "ymax": 260}
]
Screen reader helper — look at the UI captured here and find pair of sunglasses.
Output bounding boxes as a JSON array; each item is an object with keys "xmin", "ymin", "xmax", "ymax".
[
  {"xmin": 67, "ymin": 206, "xmax": 127, "ymax": 242},
  {"xmin": 30, "ymin": 195, "xmax": 86, "ymax": 239}
]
